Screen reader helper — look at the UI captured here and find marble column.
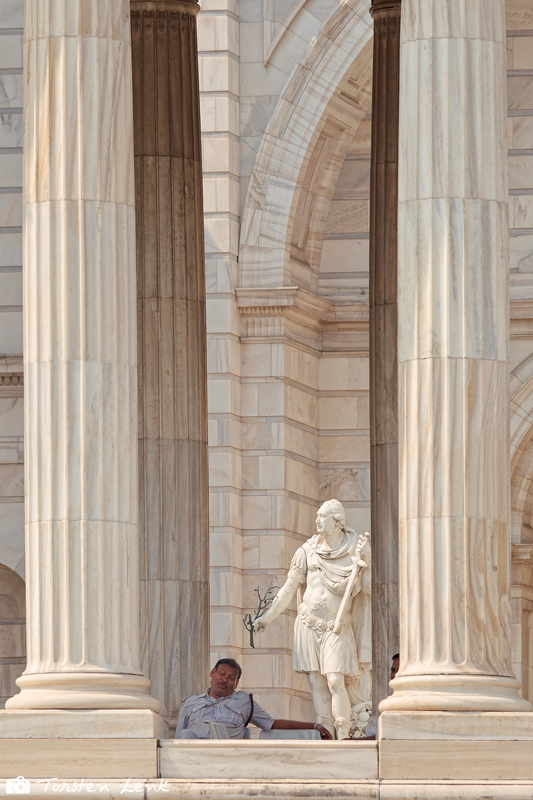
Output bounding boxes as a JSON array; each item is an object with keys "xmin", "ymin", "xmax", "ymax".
[
  {"xmin": 7, "ymin": 0, "xmax": 160, "ymax": 712},
  {"xmin": 131, "ymin": 0, "xmax": 210, "ymax": 727},
  {"xmin": 381, "ymin": 0, "xmax": 531, "ymax": 712},
  {"xmin": 369, "ymin": 0, "xmax": 401, "ymax": 712}
]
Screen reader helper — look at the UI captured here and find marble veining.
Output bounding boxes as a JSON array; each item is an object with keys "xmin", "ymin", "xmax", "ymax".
[
  {"xmin": 381, "ymin": 0, "xmax": 530, "ymax": 713},
  {"xmin": 8, "ymin": 0, "xmax": 160, "ymax": 712}
]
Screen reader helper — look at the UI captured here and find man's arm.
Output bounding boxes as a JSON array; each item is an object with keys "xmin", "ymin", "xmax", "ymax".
[
  {"xmin": 272, "ymin": 719, "xmax": 332, "ymax": 740},
  {"xmin": 247, "ymin": 696, "xmax": 331, "ymax": 740}
]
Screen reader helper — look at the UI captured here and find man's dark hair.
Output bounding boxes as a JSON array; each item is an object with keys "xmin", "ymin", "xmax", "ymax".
[
  {"xmin": 392, "ymin": 653, "xmax": 400, "ymax": 661},
  {"xmin": 214, "ymin": 658, "xmax": 242, "ymax": 681}
]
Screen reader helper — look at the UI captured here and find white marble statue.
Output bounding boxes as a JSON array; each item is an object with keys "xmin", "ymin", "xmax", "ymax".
[{"xmin": 254, "ymin": 499, "xmax": 371, "ymax": 739}]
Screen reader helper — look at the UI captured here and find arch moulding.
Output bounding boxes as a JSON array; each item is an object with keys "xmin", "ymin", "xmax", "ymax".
[{"xmin": 239, "ymin": 0, "xmax": 374, "ymax": 291}]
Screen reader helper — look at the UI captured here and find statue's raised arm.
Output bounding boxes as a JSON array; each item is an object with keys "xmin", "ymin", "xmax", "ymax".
[{"xmin": 252, "ymin": 571, "xmax": 301, "ymax": 633}]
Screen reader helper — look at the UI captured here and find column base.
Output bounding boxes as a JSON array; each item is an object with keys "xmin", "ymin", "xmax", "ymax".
[
  {"xmin": 0, "ymin": 709, "xmax": 166, "ymax": 738},
  {"xmin": 5, "ymin": 672, "xmax": 162, "ymax": 712},
  {"xmin": 379, "ymin": 673, "xmax": 532, "ymax": 712}
]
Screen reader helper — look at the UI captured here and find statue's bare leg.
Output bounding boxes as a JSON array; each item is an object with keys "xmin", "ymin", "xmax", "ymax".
[
  {"xmin": 306, "ymin": 671, "xmax": 334, "ymax": 738},
  {"xmin": 326, "ymin": 671, "xmax": 352, "ymax": 739}
]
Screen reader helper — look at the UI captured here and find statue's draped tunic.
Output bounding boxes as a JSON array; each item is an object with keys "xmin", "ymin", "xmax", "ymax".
[{"xmin": 288, "ymin": 531, "xmax": 372, "ymax": 678}]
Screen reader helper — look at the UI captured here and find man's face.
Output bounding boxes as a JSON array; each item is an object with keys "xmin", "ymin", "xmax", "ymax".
[
  {"xmin": 209, "ymin": 663, "xmax": 240, "ymax": 699},
  {"xmin": 390, "ymin": 656, "xmax": 399, "ymax": 681},
  {"xmin": 316, "ymin": 503, "xmax": 337, "ymax": 540}
]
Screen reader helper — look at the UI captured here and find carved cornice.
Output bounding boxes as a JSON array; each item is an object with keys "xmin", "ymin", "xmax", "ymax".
[
  {"xmin": 0, "ymin": 373, "xmax": 23, "ymax": 397},
  {"xmin": 130, "ymin": 0, "xmax": 199, "ymax": 11},
  {"xmin": 0, "ymin": 373, "xmax": 23, "ymax": 386},
  {"xmin": 236, "ymin": 287, "xmax": 369, "ymax": 352},
  {"xmin": 370, "ymin": 0, "xmax": 401, "ymax": 17},
  {"xmin": 512, "ymin": 544, "xmax": 533, "ymax": 562},
  {"xmin": 239, "ymin": 305, "xmax": 325, "ymax": 333},
  {"xmin": 510, "ymin": 298, "xmax": 533, "ymax": 339},
  {"xmin": 237, "ymin": 288, "xmax": 328, "ymax": 347},
  {"xmin": 236, "ymin": 287, "xmax": 333, "ymax": 323}
]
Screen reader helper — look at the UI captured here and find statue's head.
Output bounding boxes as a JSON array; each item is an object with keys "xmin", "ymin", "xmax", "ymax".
[{"xmin": 316, "ymin": 498, "xmax": 346, "ymax": 539}]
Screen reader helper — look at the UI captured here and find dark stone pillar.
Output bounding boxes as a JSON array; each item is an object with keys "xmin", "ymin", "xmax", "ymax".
[
  {"xmin": 131, "ymin": 0, "xmax": 209, "ymax": 730},
  {"xmin": 369, "ymin": 0, "xmax": 401, "ymax": 713}
]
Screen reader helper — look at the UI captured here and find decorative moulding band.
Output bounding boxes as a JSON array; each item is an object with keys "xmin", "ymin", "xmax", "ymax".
[
  {"xmin": 0, "ymin": 373, "xmax": 23, "ymax": 397},
  {"xmin": 0, "ymin": 373, "xmax": 23, "ymax": 386},
  {"xmin": 130, "ymin": 0, "xmax": 199, "ymax": 10},
  {"xmin": 236, "ymin": 287, "xmax": 369, "ymax": 332},
  {"xmin": 239, "ymin": 305, "xmax": 325, "ymax": 333},
  {"xmin": 511, "ymin": 299, "xmax": 533, "ymax": 320},
  {"xmin": 512, "ymin": 543, "xmax": 533, "ymax": 563},
  {"xmin": 370, "ymin": 0, "xmax": 401, "ymax": 16}
]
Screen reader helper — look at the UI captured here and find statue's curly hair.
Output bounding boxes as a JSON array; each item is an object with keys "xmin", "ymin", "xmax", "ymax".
[{"xmin": 322, "ymin": 498, "xmax": 346, "ymax": 528}]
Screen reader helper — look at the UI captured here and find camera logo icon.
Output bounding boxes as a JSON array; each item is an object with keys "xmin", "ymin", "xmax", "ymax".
[{"xmin": 6, "ymin": 777, "xmax": 30, "ymax": 794}]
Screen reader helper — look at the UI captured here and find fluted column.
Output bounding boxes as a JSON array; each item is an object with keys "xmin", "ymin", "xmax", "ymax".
[
  {"xmin": 369, "ymin": 0, "xmax": 401, "ymax": 712},
  {"xmin": 7, "ymin": 0, "xmax": 160, "ymax": 711},
  {"xmin": 131, "ymin": 0, "xmax": 209, "ymax": 727},
  {"xmin": 381, "ymin": 0, "xmax": 531, "ymax": 712}
]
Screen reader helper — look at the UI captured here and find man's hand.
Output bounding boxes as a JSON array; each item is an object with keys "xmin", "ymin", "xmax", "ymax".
[{"xmin": 316, "ymin": 724, "xmax": 332, "ymax": 740}]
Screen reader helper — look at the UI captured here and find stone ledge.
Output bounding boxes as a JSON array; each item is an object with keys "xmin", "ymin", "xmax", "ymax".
[
  {"xmin": 0, "ymin": 710, "xmax": 166, "ymax": 739},
  {"xmin": 380, "ymin": 711, "xmax": 533, "ymax": 739},
  {"xmin": 380, "ymin": 783, "xmax": 533, "ymax": 800},
  {"xmin": 3, "ymin": 780, "xmax": 533, "ymax": 800},
  {"xmin": 379, "ymin": 740, "xmax": 533, "ymax": 780},
  {"xmin": 153, "ymin": 781, "xmax": 380, "ymax": 800},
  {"xmin": 159, "ymin": 740, "xmax": 378, "ymax": 781},
  {"xmin": 0, "ymin": 739, "xmax": 158, "ymax": 779}
]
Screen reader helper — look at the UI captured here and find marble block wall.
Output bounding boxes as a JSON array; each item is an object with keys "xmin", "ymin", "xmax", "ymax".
[
  {"xmin": 201, "ymin": 0, "xmax": 533, "ymax": 717},
  {"xmin": 319, "ymin": 126, "xmax": 372, "ymax": 304},
  {"xmin": 201, "ymin": 0, "xmax": 374, "ymax": 715},
  {"xmin": 0, "ymin": 0, "xmax": 23, "ymax": 357},
  {"xmin": 198, "ymin": 0, "xmax": 244, "ymax": 683},
  {"xmin": 239, "ymin": 313, "xmax": 322, "ymax": 720},
  {"xmin": 507, "ymin": 0, "xmax": 533, "ymax": 700},
  {"xmin": 0, "ymin": 0, "xmax": 532, "ymax": 718},
  {"xmin": 508, "ymin": 0, "xmax": 533, "ymax": 301},
  {"xmin": 0, "ymin": 0, "xmax": 23, "ymax": 557},
  {"xmin": 234, "ymin": 288, "xmax": 370, "ymax": 719},
  {"xmin": 0, "ymin": 0, "xmax": 25, "ymax": 708}
]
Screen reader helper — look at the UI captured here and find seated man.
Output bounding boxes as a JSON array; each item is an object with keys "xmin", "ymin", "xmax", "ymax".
[{"xmin": 176, "ymin": 658, "xmax": 332, "ymax": 740}]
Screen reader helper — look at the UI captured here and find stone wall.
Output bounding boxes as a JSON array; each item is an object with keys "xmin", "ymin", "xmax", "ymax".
[
  {"xmin": 508, "ymin": 0, "xmax": 533, "ymax": 701},
  {"xmin": 202, "ymin": 0, "xmax": 533, "ymax": 716},
  {"xmin": 0, "ymin": 0, "xmax": 25, "ymax": 690},
  {"xmin": 1, "ymin": 0, "xmax": 533, "ymax": 717}
]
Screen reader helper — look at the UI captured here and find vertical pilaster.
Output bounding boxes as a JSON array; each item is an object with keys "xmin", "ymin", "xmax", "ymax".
[
  {"xmin": 8, "ymin": 0, "xmax": 160, "ymax": 712},
  {"xmin": 381, "ymin": 0, "xmax": 530, "ymax": 712},
  {"xmin": 369, "ymin": 0, "xmax": 401, "ymax": 712},
  {"xmin": 131, "ymin": 0, "xmax": 210, "ymax": 727}
]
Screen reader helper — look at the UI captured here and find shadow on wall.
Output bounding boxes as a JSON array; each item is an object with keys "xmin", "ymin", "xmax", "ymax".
[{"xmin": 0, "ymin": 564, "xmax": 25, "ymax": 708}]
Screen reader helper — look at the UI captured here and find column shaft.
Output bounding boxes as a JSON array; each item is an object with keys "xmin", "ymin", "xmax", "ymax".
[
  {"xmin": 131, "ymin": 0, "xmax": 210, "ymax": 726},
  {"xmin": 369, "ymin": 0, "xmax": 401, "ymax": 712},
  {"xmin": 8, "ymin": 0, "xmax": 159, "ymax": 710},
  {"xmin": 382, "ymin": 0, "xmax": 530, "ymax": 711}
]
